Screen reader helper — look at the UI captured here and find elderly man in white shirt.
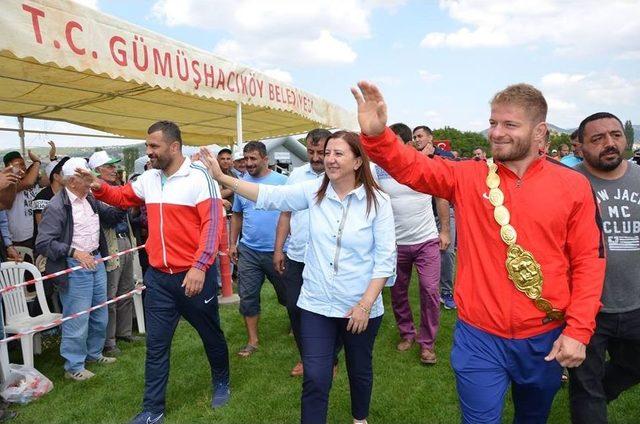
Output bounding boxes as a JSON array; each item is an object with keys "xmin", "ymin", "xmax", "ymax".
[
  {"xmin": 36, "ymin": 158, "xmax": 120, "ymax": 381},
  {"xmin": 200, "ymin": 131, "xmax": 396, "ymax": 424}
]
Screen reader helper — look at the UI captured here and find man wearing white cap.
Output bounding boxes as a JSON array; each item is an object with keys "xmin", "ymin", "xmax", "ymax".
[
  {"xmin": 88, "ymin": 150, "xmax": 121, "ymax": 171},
  {"xmin": 88, "ymin": 151, "xmax": 139, "ymax": 356},
  {"xmin": 36, "ymin": 157, "xmax": 123, "ymax": 381},
  {"xmin": 232, "ymin": 150, "xmax": 246, "ymax": 178}
]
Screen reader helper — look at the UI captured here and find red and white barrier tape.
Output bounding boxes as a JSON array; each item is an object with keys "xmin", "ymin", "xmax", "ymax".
[
  {"xmin": 0, "ymin": 245, "xmax": 146, "ymax": 295},
  {"xmin": 0, "ymin": 286, "xmax": 145, "ymax": 344}
]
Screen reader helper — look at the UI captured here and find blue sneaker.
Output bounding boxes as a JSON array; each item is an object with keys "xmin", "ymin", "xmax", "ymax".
[
  {"xmin": 211, "ymin": 381, "xmax": 230, "ymax": 408},
  {"xmin": 129, "ymin": 411, "xmax": 164, "ymax": 424},
  {"xmin": 441, "ymin": 293, "xmax": 457, "ymax": 310}
]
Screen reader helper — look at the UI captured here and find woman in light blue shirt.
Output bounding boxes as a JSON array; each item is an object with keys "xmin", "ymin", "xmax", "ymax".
[{"xmin": 201, "ymin": 131, "xmax": 396, "ymax": 424}]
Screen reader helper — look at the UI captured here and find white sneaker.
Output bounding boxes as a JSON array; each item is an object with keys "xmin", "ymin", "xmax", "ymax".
[
  {"xmin": 65, "ymin": 369, "xmax": 95, "ymax": 381},
  {"xmin": 87, "ymin": 355, "xmax": 117, "ymax": 364}
]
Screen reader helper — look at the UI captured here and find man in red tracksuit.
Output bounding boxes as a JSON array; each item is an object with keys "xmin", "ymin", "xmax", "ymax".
[
  {"xmin": 77, "ymin": 121, "xmax": 229, "ymax": 424},
  {"xmin": 352, "ymin": 82, "xmax": 606, "ymax": 423}
]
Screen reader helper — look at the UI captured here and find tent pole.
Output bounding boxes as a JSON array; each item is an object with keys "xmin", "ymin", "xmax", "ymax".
[
  {"xmin": 236, "ymin": 103, "xmax": 243, "ymax": 146},
  {"xmin": 217, "ymin": 101, "xmax": 243, "ymax": 305},
  {"xmin": 17, "ymin": 116, "xmax": 25, "ymax": 156}
]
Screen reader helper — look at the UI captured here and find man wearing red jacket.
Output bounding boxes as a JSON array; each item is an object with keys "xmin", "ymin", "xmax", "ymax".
[
  {"xmin": 352, "ymin": 82, "xmax": 606, "ymax": 423},
  {"xmin": 77, "ymin": 121, "xmax": 229, "ymax": 424}
]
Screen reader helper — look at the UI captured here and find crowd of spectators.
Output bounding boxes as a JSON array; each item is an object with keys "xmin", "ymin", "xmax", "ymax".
[{"xmin": 0, "ymin": 89, "xmax": 637, "ymax": 423}]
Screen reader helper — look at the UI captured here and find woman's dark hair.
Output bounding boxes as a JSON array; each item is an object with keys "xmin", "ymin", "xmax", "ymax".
[{"xmin": 315, "ymin": 131, "xmax": 382, "ymax": 216}]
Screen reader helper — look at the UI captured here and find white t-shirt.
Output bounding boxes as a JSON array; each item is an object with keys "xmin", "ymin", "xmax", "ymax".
[
  {"xmin": 374, "ymin": 165, "xmax": 438, "ymax": 245},
  {"xmin": 286, "ymin": 163, "xmax": 323, "ymax": 263},
  {"xmin": 7, "ymin": 188, "xmax": 36, "ymax": 242}
]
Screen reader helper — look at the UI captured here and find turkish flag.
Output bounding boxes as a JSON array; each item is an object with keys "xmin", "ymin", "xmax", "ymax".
[{"xmin": 435, "ymin": 139, "xmax": 451, "ymax": 151}]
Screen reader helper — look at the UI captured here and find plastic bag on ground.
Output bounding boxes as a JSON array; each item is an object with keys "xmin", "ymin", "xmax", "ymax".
[{"xmin": 0, "ymin": 364, "xmax": 53, "ymax": 404}]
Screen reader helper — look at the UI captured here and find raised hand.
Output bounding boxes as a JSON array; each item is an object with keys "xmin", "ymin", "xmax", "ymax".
[
  {"xmin": 27, "ymin": 149, "xmax": 41, "ymax": 164},
  {"xmin": 74, "ymin": 167, "xmax": 101, "ymax": 190},
  {"xmin": 350, "ymin": 81, "xmax": 388, "ymax": 137},
  {"xmin": 199, "ymin": 147, "xmax": 223, "ymax": 180},
  {"xmin": 47, "ymin": 140, "xmax": 57, "ymax": 160}
]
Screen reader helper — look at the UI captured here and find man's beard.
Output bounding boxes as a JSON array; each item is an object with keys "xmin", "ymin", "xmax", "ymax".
[
  {"xmin": 247, "ymin": 165, "xmax": 263, "ymax": 176},
  {"xmin": 584, "ymin": 146, "xmax": 623, "ymax": 171},
  {"xmin": 491, "ymin": 139, "xmax": 530, "ymax": 162},
  {"xmin": 150, "ymin": 155, "xmax": 170, "ymax": 170}
]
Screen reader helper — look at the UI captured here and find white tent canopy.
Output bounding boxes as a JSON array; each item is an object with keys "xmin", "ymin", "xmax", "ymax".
[{"xmin": 0, "ymin": 0, "xmax": 357, "ymax": 146}]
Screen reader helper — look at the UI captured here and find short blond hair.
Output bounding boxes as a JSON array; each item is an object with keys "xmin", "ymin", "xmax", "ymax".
[{"xmin": 491, "ymin": 83, "xmax": 547, "ymax": 124}]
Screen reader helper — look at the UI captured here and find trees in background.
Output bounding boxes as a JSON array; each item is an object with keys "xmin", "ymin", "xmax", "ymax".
[
  {"xmin": 432, "ymin": 126, "xmax": 488, "ymax": 158},
  {"xmin": 122, "ymin": 146, "xmax": 139, "ymax": 175},
  {"xmin": 549, "ymin": 133, "xmax": 571, "ymax": 153},
  {"xmin": 624, "ymin": 120, "xmax": 635, "ymax": 151}
]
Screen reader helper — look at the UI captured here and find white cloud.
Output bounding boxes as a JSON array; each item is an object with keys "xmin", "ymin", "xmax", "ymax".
[
  {"xmin": 152, "ymin": 0, "xmax": 392, "ymax": 67},
  {"xmin": 262, "ymin": 68, "xmax": 293, "ymax": 84},
  {"xmin": 541, "ymin": 73, "xmax": 586, "ymax": 86},
  {"xmin": 364, "ymin": 0, "xmax": 407, "ymax": 13},
  {"xmin": 418, "ymin": 70, "xmax": 442, "ymax": 83},
  {"xmin": 546, "ymin": 97, "xmax": 577, "ymax": 112},
  {"xmin": 540, "ymin": 72, "xmax": 640, "ymax": 126},
  {"xmin": 421, "ymin": 0, "xmax": 640, "ymax": 58},
  {"xmin": 364, "ymin": 0, "xmax": 407, "ymax": 9},
  {"xmin": 71, "ymin": 0, "xmax": 99, "ymax": 9}
]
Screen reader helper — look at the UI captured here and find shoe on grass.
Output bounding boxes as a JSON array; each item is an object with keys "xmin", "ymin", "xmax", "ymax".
[
  {"xmin": 441, "ymin": 293, "xmax": 457, "ymax": 310},
  {"xmin": 103, "ymin": 345, "xmax": 122, "ymax": 357},
  {"xmin": 211, "ymin": 381, "xmax": 230, "ymax": 408},
  {"xmin": 237, "ymin": 344, "xmax": 258, "ymax": 358},
  {"xmin": 65, "ymin": 369, "xmax": 95, "ymax": 381},
  {"xmin": 396, "ymin": 338, "xmax": 415, "ymax": 351},
  {"xmin": 117, "ymin": 335, "xmax": 144, "ymax": 343},
  {"xmin": 129, "ymin": 411, "xmax": 164, "ymax": 424},
  {"xmin": 86, "ymin": 355, "xmax": 117, "ymax": 364},
  {"xmin": 420, "ymin": 347, "xmax": 437, "ymax": 365}
]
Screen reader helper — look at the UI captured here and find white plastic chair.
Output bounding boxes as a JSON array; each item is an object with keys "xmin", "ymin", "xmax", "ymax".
[
  {"xmin": 0, "ymin": 334, "xmax": 10, "ymax": 384},
  {"xmin": 0, "ymin": 262, "xmax": 62, "ymax": 368},
  {"xmin": 11, "ymin": 246, "xmax": 37, "ymax": 303},
  {"xmin": 131, "ymin": 251, "xmax": 146, "ymax": 334}
]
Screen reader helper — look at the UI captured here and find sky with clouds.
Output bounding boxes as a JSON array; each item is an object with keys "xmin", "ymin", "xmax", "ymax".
[{"xmin": 2, "ymin": 0, "xmax": 638, "ymax": 148}]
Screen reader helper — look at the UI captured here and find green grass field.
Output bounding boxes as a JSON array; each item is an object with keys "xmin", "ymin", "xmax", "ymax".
[{"xmin": 7, "ymin": 278, "xmax": 640, "ymax": 423}]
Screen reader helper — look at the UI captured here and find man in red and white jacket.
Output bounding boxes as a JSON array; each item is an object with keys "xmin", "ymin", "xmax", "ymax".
[{"xmin": 77, "ymin": 121, "xmax": 229, "ymax": 424}]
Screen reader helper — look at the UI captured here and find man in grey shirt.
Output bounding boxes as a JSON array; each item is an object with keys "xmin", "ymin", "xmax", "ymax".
[{"xmin": 570, "ymin": 112, "xmax": 640, "ymax": 424}]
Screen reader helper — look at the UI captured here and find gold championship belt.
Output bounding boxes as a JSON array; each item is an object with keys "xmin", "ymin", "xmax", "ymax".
[{"xmin": 486, "ymin": 159, "xmax": 564, "ymax": 324}]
